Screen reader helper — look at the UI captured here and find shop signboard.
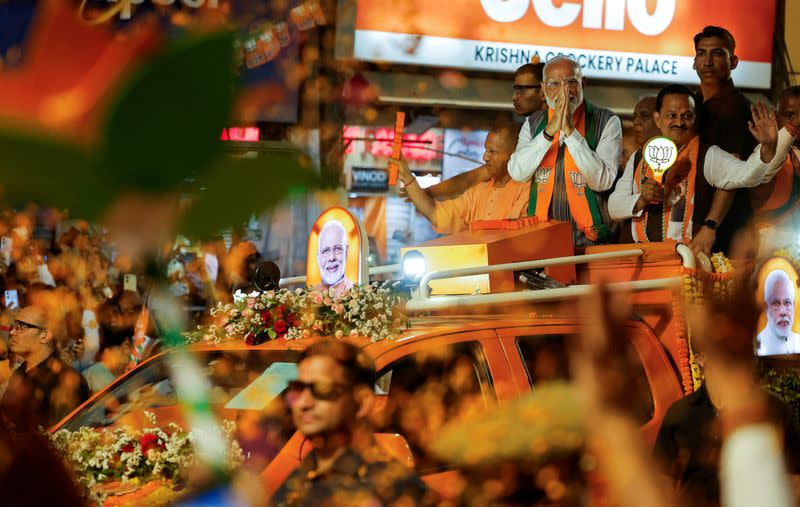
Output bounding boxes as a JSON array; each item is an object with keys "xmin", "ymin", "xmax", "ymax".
[
  {"xmin": 344, "ymin": 0, "xmax": 776, "ymax": 88},
  {"xmin": 350, "ymin": 167, "xmax": 390, "ymax": 192}
]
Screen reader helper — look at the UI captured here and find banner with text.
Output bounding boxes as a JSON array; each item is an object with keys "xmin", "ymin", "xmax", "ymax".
[{"xmin": 348, "ymin": 0, "xmax": 776, "ymax": 89}]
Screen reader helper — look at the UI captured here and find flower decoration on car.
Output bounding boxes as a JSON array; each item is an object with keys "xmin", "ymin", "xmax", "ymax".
[
  {"xmin": 186, "ymin": 282, "xmax": 408, "ymax": 344},
  {"xmin": 48, "ymin": 413, "xmax": 243, "ymax": 504}
]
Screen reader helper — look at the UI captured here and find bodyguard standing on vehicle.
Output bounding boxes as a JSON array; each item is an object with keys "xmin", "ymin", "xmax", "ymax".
[{"xmin": 270, "ymin": 340, "xmax": 436, "ymax": 507}]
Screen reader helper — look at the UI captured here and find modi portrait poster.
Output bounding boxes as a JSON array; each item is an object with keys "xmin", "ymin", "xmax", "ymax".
[{"xmin": 306, "ymin": 207, "xmax": 368, "ymax": 296}]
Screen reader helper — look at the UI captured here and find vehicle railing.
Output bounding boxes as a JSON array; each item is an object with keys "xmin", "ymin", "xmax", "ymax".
[
  {"xmin": 279, "ymin": 264, "xmax": 401, "ymax": 287},
  {"xmin": 413, "ymin": 249, "xmax": 640, "ymax": 299},
  {"xmin": 414, "ymin": 244, "xmax": 695, "ymax": 299},
  {"xmin": 405, "ymin": 276, "xmax": 682, "ymax": 312},
  {"xmin": 405, "ymin": 243, "xmax": 695, "ymax": 312}
]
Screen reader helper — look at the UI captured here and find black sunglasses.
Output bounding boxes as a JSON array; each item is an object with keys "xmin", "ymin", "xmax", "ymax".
[
  {"xmin": 11, "ymin": 320, "xmax": 44, "ymax": 332},
  {"xmin": 286, "ymin": 380, "xmax": 349, "ymax": 401}
]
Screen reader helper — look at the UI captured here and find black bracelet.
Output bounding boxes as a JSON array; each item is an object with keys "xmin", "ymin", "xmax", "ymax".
[{"xmin": 542, "ymin": 130, "xmax": 554, "ymax": 142}]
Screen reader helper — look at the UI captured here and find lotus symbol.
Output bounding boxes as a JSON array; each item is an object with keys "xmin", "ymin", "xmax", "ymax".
[
  {"xmin": 535, "ymin": 168, "xmax": 551, "ymax": 191},
  {"xmin": 648, "ymin": 144, "xmax": 674, "ymax": 171},
  {"xmin": 569, "ymin": 171, "xmax": 586, "ymax": 197}
]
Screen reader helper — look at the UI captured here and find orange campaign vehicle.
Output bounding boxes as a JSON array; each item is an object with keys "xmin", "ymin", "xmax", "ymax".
[{"xmin": 52, "ymin": 209, "xmax": 726, "ymax": 503}]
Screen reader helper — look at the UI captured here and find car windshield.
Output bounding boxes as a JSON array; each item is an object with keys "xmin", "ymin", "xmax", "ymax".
[{"xmin": 62, "ymin": 349, "xmax": 300, "ymax": 470}]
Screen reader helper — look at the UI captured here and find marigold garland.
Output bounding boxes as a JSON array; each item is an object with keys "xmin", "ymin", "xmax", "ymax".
[{"xmin": 673, "ymin": 252, "xmax": 736, "ymax": 393}]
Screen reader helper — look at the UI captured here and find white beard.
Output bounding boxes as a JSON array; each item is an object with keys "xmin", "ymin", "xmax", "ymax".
[
  {"xmin": 768, "ymin": 314, "xmax": 793, "ymax": 339},
  {"xmin": 545, "ymin": 88, "xmax": 584, "ymax": 114},
  {"xmin": 320, "ymin": 262, "xmax": 345, "ymax": 286}
]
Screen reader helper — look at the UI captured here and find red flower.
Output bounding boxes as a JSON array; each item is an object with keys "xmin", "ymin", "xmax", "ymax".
[
  {"xmin": 260, "ymin": 310, "xmax": 272, "ymax": 324},
  {"xmin": 288, "ymin": 313, "xmax": 300, "ymax": 327},
  {"xmin": 275, "ymin": 305, "xmax": 287, "ymax": 318},
  {"xmin": 244, "ymin": 332, "xmax": 255, "ymax": 345},
  {"xmin": 274, "ymin": 319, "xmax": 288, "ymax": 334},
  {"xmin": 121, "ymin": 443, "xmax": 134, "ymax": 453},
  {"xmin": 139, "ymin": 433, "xmax": 163, "ymax": 453}
]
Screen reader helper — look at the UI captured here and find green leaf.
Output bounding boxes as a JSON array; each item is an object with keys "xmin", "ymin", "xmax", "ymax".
[
  {"xmin": 268, "ymin": 328, "xmax": 277, "ymax": 339},
  {"xmin": 177, "ymin": 150, "xmax": 328, "ymax": 239},
  {"xmin": 99, "ymin": 31, "xmax": 237, "ymax": 192},
  {"xmin": 0, "ymin": 129, "xmax": 111, "ymax": 217}
]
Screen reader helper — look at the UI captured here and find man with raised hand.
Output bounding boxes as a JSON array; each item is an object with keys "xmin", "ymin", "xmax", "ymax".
[
  {"xmin": 609, "ymin": 84, "xmax": 794, "ymax": 244},
  {"xmin": 394, "ymin": 124, "xmax": 530, "ymax": 234},
  {"xmin": 402, "ymin": 63, "xmax": 546, "ymax": 202}
]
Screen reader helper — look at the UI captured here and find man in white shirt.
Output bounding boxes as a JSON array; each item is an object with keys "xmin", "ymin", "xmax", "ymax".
[
  {"xmin": 609, "ymin": 84, "xmax": 794, "ymax": 245},
  {"xmin": 757, "ymin": 269, "xmax": 800, "ymax": 356},
  {"xmin": 508, "ymin": 56, "xmax": 622, "ymax": 248},
  {"xmin": 753, "ymin": 86, "xmax": 800, "ymax": 253}
]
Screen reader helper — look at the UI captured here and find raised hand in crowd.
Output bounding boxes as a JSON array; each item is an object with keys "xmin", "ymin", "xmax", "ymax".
[
  {"xmin": 686, "ymin": 272, "xmax": 797, "ymax": 507},
  {"xmin": 572, "ymin": 284, "xmax": 675, "ymax": 507},
  {"xmin": 748, "ymin": 102, "xmax": 780, "ymax": 162}
]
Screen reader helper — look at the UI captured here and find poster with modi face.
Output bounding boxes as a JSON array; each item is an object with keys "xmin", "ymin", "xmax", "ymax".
[{"xmin": 306, "ymin": 207, "xmax": 368, "ymax": 297}]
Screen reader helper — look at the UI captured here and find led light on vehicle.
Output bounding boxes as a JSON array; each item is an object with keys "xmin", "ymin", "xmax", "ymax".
[{"xmin": 402, "ymin": 250, "xmax": 427, "ymax": 282}]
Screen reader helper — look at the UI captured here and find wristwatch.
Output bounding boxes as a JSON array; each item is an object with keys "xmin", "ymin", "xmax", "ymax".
[{"xmin": 702, "ymin": 219, "xmax": 719, "ymax": 231}]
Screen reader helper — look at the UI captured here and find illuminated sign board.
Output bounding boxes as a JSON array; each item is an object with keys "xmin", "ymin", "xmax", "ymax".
[
  {"xmin": 346, "ymin": 0, "xmax": 776, "ymax": 88},
  {"xmin": 350, "ymin": 167, "xmax": 389, "ymax": 192},
  {"xmin": 220, "ymin": 127, "xmax": 261, "ymax": 142}
]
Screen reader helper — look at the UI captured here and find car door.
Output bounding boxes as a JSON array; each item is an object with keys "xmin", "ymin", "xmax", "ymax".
[
  {"xmin": 496, "ymin": 320, "xmax": 683, "ymax": 447},
  {"xmin": 371, "ymin": 329, "xmax": 514, "ymax": 500}
]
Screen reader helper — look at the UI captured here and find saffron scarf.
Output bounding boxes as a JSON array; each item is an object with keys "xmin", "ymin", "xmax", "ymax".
[
  {"xmin": 631, "ymin": 136, "xmax": 700, "ymax": 243},
  {"xmin": 752, "ymin": 150, "xmax": 800, "ymax": 228},
  {"xmin": 528, "ymin": 102, "xmax": 609, "ymax": 241}
]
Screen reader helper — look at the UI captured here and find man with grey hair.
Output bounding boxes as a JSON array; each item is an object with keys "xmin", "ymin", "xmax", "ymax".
[
  {"xmin": 315, "ymin": 220, "xmax": 354, "ymax": 296},
  {"xmin": 508, "ymin": 56, "xmax": 622, "ymax": 248},
  {"xmin": 757, "ymin": 269, "xmax": 800, "ymax": 356}
]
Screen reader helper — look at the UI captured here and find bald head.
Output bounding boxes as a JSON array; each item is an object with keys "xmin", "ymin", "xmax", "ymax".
[
  {"xmin": 488, "ymin": 124, "xmax": 520, "ymax": 152},
  {"xmin": 9, "ymin": 305, "xmax": 53, "ymax": 359},
  {"xmin": 632, "ymin": 96, "xmax": 658, "ymax": 146},
  {"xmin": 16, "ymin": 306, "xmax": 48, "ymax": 329},
  {"xmin": 483, "ymin": 124, "xmax": 520, "ymax": 179}
]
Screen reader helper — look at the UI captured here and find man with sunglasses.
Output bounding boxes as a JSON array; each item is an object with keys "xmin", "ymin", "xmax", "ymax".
[
  {"xmin": 0, "ymin": 306, "xmax": 89, "ymax": 431},
  {"xmin": 609, "ymin": 84, "xmax": 795, "ymax": 244},
  {"xmin": 271, "ymin": 340, "xmax": 435, "ymax": 507}
]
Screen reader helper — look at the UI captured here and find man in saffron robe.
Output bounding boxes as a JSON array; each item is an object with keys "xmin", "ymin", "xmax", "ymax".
[{"xmin": 393, "ymin": 124, "xmax": 530, "ymax": 234}]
